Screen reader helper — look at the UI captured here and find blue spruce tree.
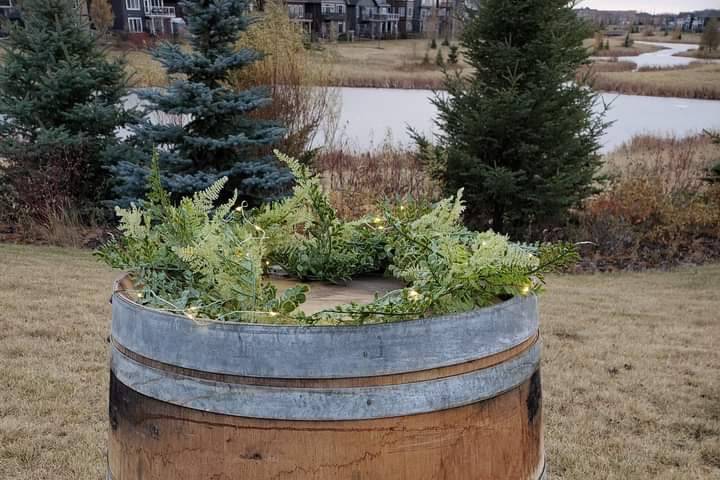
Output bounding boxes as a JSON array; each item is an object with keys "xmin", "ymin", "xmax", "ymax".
[{"xmin": 109, "ymin": 0, "xmax": 290, "ymax": 205}]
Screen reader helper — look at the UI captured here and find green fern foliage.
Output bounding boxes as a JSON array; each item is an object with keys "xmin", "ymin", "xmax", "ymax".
[
  {"xmin": 309, "ymin": 191, "xmax": 578, "ymax": 324},
  {"xmin": 97, "ymin": 151, "xmax": 577, "ymax": 325},
  {"xmin": 253, "ymin": 150, "xmax": 387, "ymax": 283},
  {"xmin": 96, "ymin": 152, "xmax": 307, "ymax": 323}
]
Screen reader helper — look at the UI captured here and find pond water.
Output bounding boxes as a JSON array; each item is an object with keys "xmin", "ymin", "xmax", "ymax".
[
  {"xmin": 621, "ymin": 41, "xmax": 712, "ymax": 69},
  {"xmin": 316, "ymin": 87, "xmax": 720, "ymax": 153}
]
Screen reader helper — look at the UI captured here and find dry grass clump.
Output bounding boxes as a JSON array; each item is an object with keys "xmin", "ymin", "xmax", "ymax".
[
  {"xmin": 590, "ymin": 62, "xmax": 720, "ymax": 100},
  {"xmin": 1, "ymin": 244, "xmax": 719, "ymax": 479},
  {"xmin": 574, "ymin": 135, "xmax": 720, "ymax": 270},
  {"xmin": 577, "ymin": 59, "xmax": 636, "ymax": 82},
  {"xmin": 110, "ymin": 48, "xmax": 168, "ymax": 87},
  {"xmin": 602, "ymin": 135, "xmax": 718, "ymax": 188},
  {"xmin": 9, "ymin": 204, "xmax": 107, "ymax": 249},
  {"xmin": 314, "ymin": 140, "xmax": 440, "ymax": 218}
]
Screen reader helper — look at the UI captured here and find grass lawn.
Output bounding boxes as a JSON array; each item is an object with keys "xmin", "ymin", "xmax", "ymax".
[{"xmin": 1, "ymin": 244, "xmax": 719, "ymax": 479}]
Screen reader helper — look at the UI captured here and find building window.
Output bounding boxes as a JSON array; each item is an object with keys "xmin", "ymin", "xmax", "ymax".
[
  {"xmin": 288, "ymin": 3, "xmax": 304, "ymax": 18},
  {"xmin": 126, "ymin": 0, "xmax": 141, "ymax": 10},
  {"xmin": 338, "ymin": 21, "xmax": 345, "ymax": 33},
  {"xmin": 321, "ymin": 3, "xmax": 345, "ymax": 14},
  {"xmin": 128, "ymin": 17, "xmax": 143, "ymax": 32}
]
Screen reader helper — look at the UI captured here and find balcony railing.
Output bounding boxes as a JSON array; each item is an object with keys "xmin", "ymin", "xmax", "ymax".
[
  {"xmin": 146, "ymin": 6, "xmax": 176, "ymax": 17},
  {"xmin": 361, "ymin": 12, "xmax": 401, "ymax": 21},
  {"xmin": 321, "ymin": 11, "xmax": 346, "ymax": 20},
  {"xmin": 289, "ymin": 12, "xmax": 313, "ymax": 21}
]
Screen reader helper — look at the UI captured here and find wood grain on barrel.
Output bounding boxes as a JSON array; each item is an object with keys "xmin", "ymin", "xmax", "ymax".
[{"xmin": 108, "ymin": 372, "xmax": 544, "ymax": 480}]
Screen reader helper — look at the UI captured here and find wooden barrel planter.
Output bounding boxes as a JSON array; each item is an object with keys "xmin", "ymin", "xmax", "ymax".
[{"xmin": 108, "ymin": 276, "xmax": 546, "ymax": 480}]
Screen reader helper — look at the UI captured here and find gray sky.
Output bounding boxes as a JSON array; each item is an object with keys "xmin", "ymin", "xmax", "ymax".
[{"xmin": 577, "ymin": 0, "xmax": 719, "ymax": 14}]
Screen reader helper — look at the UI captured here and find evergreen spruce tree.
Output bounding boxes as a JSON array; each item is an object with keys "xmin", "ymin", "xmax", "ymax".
[
  {"xmin": 701, "ymin": 18, "xmax": 719, "ymax": 53},
  {"xmin": 435, "ymin": 48, "xmax": 445, "ymax": 66},
  {"xmin": 0, "ymin": 0, "xmax": 133, "ymax": 212},
  {"xmin": 429, "ymin": 0, "xmax": 606, "ymax": 237},
  {"xmin": 109, "ymin": 0, "xmax": 290, "ymax": 206},
  {"xmin": 447, "ymin": 44, "xmax": 459, "ymax": 64}
]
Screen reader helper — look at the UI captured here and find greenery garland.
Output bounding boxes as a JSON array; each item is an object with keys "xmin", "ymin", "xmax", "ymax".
[{"xmin": 97, "ymin": 151, "xmax": 578, "ymax": 325}]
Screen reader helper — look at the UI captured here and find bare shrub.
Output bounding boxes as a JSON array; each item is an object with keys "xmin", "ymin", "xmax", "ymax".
[
  {"xmin": 313, "ymin": 137, "xmax": 440, "ymax": 219},
  {"xmin": 22, "ymin": 200, "xmax": 103, "ymax": 248},
  {"xmin": 0, "ymin": 144, "xmax": 109, "ymax": 246},
  {"xmin": 1, "ymin": 144, "xmax": 94, "ymax": 221},
  {"xmin": 573, "ymin": 135, "xmax": 720, "ymax": 270},
  {"xmin": 89, "ymin": 0, "xmax": 114, "ymax": 39},
  {"xmin": 228, "ymin": 0, "xmax": 339, "ymax": 157},
  {"xmin": 593, "ymin": 31, "xmax": 605, "ymax": 52},
  {"xmin": 701, "ymin": 17, "xmax": 719, "ymax": 53}
]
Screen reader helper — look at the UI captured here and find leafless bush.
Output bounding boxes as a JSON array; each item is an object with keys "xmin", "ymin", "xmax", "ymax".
[
  {"xmin": 228, "ymin": 0, "xmax": 340, "ymax": 157},
  {"xmin": 573, "ymin": 135, "xmax": 720, "ymax": 270},
  {"xmin": 314, "ymin": 137, "xmax": 440, "ymax": 218}
]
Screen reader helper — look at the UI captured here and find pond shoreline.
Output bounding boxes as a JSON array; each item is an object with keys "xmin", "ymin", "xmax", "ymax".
[{"xmin": 315, "ymin": 41, "xmax": 719, "ymax": 98}]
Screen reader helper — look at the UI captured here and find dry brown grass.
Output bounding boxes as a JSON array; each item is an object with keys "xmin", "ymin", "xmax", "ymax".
[
  {"xmin": 578, "ymin": 59, "xmax": 637, "ymax": 81},
  {"xmin": 0, "ymin": 246, "xmax": 116, "ymax": 480},
  {"xmin": 584, "ymin": 37, "xmax": 663, "ymax": 58},
  {"xmin": 631, "ymin": 32, "xmax": 703, "ymax": 44},
  {"xmin": 315, "ymin": 142, "xmax": 441, "ymax": 218},
  {"xmin": 109, "ymin": 48, "xmax": 167, "ymax": 88},
  {"xmin": 1, "ymin": 244, "xmax": 719, "ymax": 479},
  {"xmin": 542, "ymin": 266, "xmax": 720, "ymax": 479},
  {"xmin": 591, "ymin": 62, "xmax": 720, "ymax": 100},
  {"xmin": 676, "ymin": 49, "xmax": 720, "ymax": 60},
  {"xmin": 309, "ymin": 39, "xmax": 467, "ymax": 89},
  {"xmin": 116, "ymin": 39, "xmax": 464, "ymax": 90},
  {"xmin": 602, "ymin": 134, "xmax": 718, "ymax": 185}
]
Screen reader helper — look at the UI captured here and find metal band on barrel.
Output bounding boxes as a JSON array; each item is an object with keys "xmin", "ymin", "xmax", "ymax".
[
  {"xmin": 111, "ymin": 291, "xmax": 538, "ymax": 379},
  {"xmin": 110, "ymin": 340, "xmax": 541, "ymax": 421}
]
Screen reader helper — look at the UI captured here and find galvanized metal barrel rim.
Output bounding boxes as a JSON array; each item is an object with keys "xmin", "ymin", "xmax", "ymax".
[{"xmin": 111, "ymin": 283, "xmax": 539, "ymax": 379}]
